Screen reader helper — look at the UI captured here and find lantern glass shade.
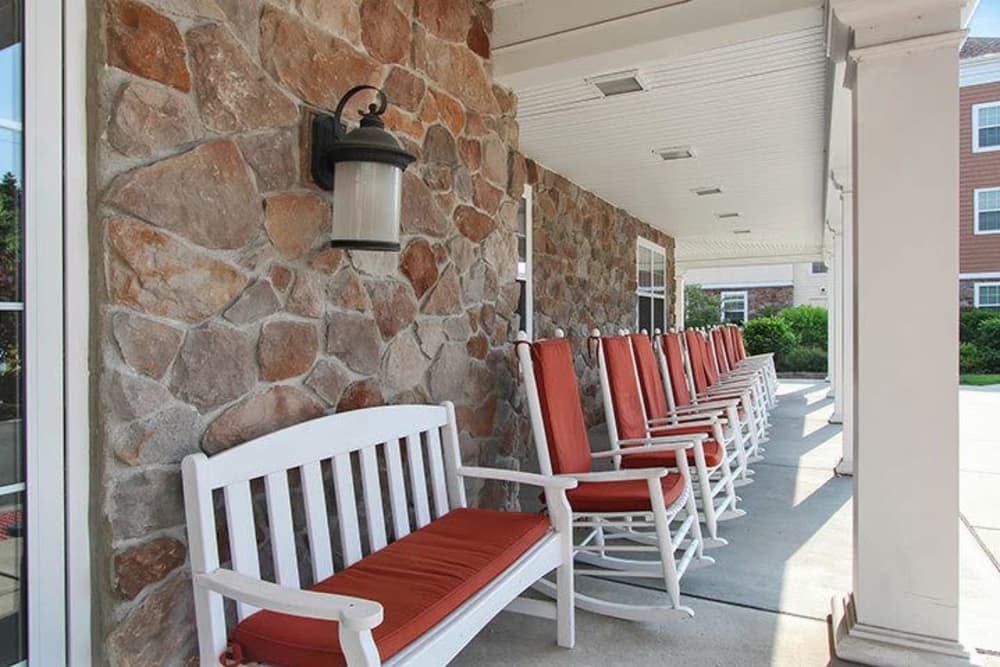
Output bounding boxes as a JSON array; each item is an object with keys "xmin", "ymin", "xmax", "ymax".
[{"xmin": 331, "ymin": 161, "xmax": 404, "ymax": 251}]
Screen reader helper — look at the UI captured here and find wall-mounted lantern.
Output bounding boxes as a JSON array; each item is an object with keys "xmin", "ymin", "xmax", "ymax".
[{"xmin": 311, "ymin": 85, "xmax": 416, "ymax": 252}]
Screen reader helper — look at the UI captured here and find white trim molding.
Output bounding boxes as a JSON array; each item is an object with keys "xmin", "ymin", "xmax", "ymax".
[
  {"xmin": 960, "ymin": 271, "xmax": 1000, "ymax": 280},
  {"xmin": 973, "ymin": 187, "xmax": 1000, "ymax": 234},
  {"xmin": 695, "ymin": 281, "xmax": 793, "ymax": 290},
  {"xmin": 971, "ymin": 101, "xmax": 1000, "ymax": 153},
  {"xmin": 961, "ymin": 53, "xmax": 1000, "ymax": 87},
  {"xmin": 974, "ymin": 282, "xmax": 1000, "ymax": 309}
]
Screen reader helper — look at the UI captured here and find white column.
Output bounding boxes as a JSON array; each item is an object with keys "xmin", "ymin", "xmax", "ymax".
[
  {"xmin": 827, "ymin": 232, "xmax": 843, "ymax": 414},
  {"xmin": 835, "ymin": 188, "xmax": 854, "ymax": 474},
  {"xmin": 674, "ymin": 270, "xmax": 686, "ymax": 331},
  {"xmin": 830, "ymin": 2, "xmax": 974, "ymax": 663}
]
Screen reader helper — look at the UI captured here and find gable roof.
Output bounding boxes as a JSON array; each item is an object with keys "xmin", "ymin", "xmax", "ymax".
[{"xmin": 962, "ymin": 37, "xmax": 1000, "ymax": 60}]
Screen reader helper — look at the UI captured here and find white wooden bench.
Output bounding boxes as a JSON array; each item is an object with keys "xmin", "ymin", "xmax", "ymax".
[{"xmin": 182, "ymin": 402, "xmax": 576, "ymax": 666}]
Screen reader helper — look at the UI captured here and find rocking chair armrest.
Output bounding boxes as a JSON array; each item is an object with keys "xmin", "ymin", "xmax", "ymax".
[
  {"xmin": 591, "ymin": 441, "xmax": 699, "ymax": 459},
  {"xmin": 648, "ymin": 411, "xmax": 722, "ymax": 425},
  {"xmin": 457, "ymin": 466, "xmax": 578, "ymax": 491},
  {"xmin": 676, "ymin": 398, "xmax": 741, "ymax": 411},
  {"xmin": 560, "ymin": 468, "xmax": 669, "ymax": 482},
  {"xmin": 613, "ymin": 433, "xmax": 704, "ymax": 449},
  {"xmin": 647, "ymin": 419, "xmax": 725, "ymax": 432},
  {"xmin": 195, "ymin": 569, "xmax": 384, "ymax": 631}
]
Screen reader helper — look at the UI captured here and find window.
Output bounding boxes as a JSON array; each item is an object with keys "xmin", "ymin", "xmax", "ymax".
[
  {"xmin": 515, "ymin": 185, "xmax": 533, "ymax": 336},
  {"xmin": 720, "ymin": 291, "xmax": 748, "ymax": 324},
  {"xmin": 636, "ymin": 238, "xmax": 668, "ymax": 334},
  {"xmin": 973, "ymin": 102, "xmax": 1000, "ymax": 152},
  {"xmin": 975, "ymin": 282, "xmax": 1000, "ymax": 310},
  {"xmin": 811, "ymin": 262, "xmax": 828, "ymax": 274},
  {"xmin": 974, "ymin": 188, "xmax": 1000, "ymax": 234}
]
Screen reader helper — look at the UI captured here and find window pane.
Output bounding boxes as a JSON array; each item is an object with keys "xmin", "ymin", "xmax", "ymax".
[
  {"xmin": 980, "ymin": 284, "xmax": 1000, "ymax": 307},
  {"xmin": 979, "ymin": 126, "xmax": 1000, "ymax": 149},
  {"xmin": 652, "ymin": 251, "xmax": 665, "ymax": 291},
  {"xmin": 515, "ymin": 279, "xmax": 527, "ymax": 334},
  {"xmin": 978, "ymin": 189, "xmax": 1000, "ymax": 211},
  {"xmin": 811, "ymin": 262, "xmax": 828, "ymax": 274},
  {"xmin": 637, "ymin": 246, "xmax": 652, "ymax": 290},
  {"xmin": 638, "ymin": 296, "xmax": 652, "ymax": 334},
  {"xmin": 978, "ymin": 104, "xmax": 1000, "ymax": 128},
  {"xmin": 979, "ymin": 210, "xmax": 1000, "ymax": 233},
  {"xmin": 517, "ymin": 197, "xmax": 527, "ymax": 237},
  {"xmin": 653, "ymin": 297, "xmax": 665, "ymax": 331}
]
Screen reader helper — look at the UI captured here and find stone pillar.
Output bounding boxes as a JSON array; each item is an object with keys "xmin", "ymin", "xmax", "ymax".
[{"xmin": 830, "ymin": 1, "xmax": 974, "ymax": 663}]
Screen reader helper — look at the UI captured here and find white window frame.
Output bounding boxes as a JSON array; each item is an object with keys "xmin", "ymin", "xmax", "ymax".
[
  {"xmin": 516, "ymin": 184, "xmax": 533, "ymax": 337},
  {"xmin": 635, "ymin": 237, "xmax": 668, "ymax": 333},
  {"xmin": 720, "ymin": 290, "xmax": 749, "ymax": 323},
  {"xmin": 972, "ymin": 101, "xmax": 1000, "ymax": 153},
  {"xmin": 974, "ymin": 187, "xmax": 1000, "ymax": 235},
  {"xmin": 974, "ymin": 282, "xmax": 1000, "ymax": 309}
]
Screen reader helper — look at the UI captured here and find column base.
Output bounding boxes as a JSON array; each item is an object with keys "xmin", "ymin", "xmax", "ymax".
[
  {"xmin": 831, "ymin": 595, "xmax": 981, "ymax": 667},
  {"xmin": 829, "ymin": 412, "xmax": 844, "ymax": 424},
  {"xmin": 827, "ymin": 388, "xmax": 836, "ymax": 399},
  {"xmin": 834, "ymin": 457, "xmax": 853, "ymax": 476}
]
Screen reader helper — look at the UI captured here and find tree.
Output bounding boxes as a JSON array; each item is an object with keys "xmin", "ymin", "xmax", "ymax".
[{"xmin": 685, "ymin": 284, "xmax": 721, "ymax": 329}]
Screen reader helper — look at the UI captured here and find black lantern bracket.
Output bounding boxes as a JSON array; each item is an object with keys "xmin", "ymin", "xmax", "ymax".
[{"xmin": 310, "ymin": 85, "xmax": 415, "ymax": 191}]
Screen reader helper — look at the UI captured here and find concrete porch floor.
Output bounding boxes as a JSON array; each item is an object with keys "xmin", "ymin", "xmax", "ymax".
[{"xmin": 453, "ymin": 380, "xmax": 1000, "ymax": 666}]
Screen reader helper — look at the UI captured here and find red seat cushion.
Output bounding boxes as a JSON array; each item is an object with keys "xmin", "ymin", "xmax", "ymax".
[
  {"xmin": 620, "ymin": 439, "xmax": 725, "ymax": 469},
  {"xmin": 565, "ymin": 474, "xmax": 684, "ymax": 513},
  {"xmin": 231, "ymin": 508, "xmax": 550, "ymax": 667}
]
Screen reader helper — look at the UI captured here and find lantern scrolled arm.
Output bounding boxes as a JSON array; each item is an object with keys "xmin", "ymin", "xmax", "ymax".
[{"xmin": 310, "ymin": 85, "xmax": 416, "ymax": 252}]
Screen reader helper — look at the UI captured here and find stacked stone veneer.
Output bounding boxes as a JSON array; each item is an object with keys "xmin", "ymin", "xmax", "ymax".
[
  {"xmin": 90, "ymin": 1, "xmax": 675, "ymax": 663},
  {"xmin": 526, "ymin": 160, "xmax": 676, "ymax": 428}
]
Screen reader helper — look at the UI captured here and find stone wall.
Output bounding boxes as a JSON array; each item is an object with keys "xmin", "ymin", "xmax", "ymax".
[
  {"xmin": 525, "ymin": 159, "xmax": 676, "ymax": 428},
  {"xmin": 91, "ymin": 1, "xmax": 523, "ymax": 663}
]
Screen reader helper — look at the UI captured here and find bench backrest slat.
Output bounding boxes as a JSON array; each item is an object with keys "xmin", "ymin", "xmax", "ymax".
[
  {"xmin": 332, "ymin": 452, "xmax": 364, "ymax": 567},
  {"xmin": 406, "ymin": 432, "xmax": 432, "ymax": 528},
  {"xmin": 359, "ymin": 446, "xmax": 388, "ymax": 553},
  {"xmin": 264, "ymin": 471, "xmax": 299, "ymax": 588},
  {"xmin": 299, "ymin": 461, "xmax": 334, "ymax": 581},
  {"xmin": 384, "ymin": 438, "xmax": 411, "ymax": 540},
  {"xmin": 425, "ymin": 428, "xmax": 449, "ymax": 519},
  {"xmin": 224, "ymin": 481, "xmax": 261, "ymax": 620}
]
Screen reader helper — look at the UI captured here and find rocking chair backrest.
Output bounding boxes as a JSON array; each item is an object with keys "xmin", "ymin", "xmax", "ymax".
[
  {"xmin": 712, "ymin": 328, "xmax": 730, "ymax": 374},
  {"xmin": 600, "ymin": 336, "xmax": 649, "ymax": 441},
  {"xmin": 526, "ymin": 338, "xmax": 593, "ymax": 475},
  {"xmin": 628, "ymin": 334, "xmax": 671, "ymax": 421},
  {"xmin": 722, "ymin": 326, "xmax": 738, "ymax": 366},
  {"xmin": 735, "ymin": 326, "xmax": 748, "ymax": 360},
  {"xmin": 660, "ymin": 333, "xmax": 694, "ymax": 408},
  {"xmin": 685, "ymin": 329, "xmax": 710, "ymax": 395},
  {"xmin": 702, "ymin": 331, "xmax": 721, "ymax": 386}
]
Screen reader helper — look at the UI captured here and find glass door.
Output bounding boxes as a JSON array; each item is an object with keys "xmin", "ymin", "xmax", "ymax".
[{"xmin": 0, "ymin": 1, "xmax": 25, "ymax": 664}]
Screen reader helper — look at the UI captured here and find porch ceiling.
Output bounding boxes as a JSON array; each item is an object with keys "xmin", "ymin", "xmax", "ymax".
[{"xmin": 493, "ymin": 0, "xmax": 830, "ymax": 266}]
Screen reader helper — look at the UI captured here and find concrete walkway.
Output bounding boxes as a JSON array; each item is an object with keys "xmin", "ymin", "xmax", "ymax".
[{"xmin": 454, "ymin": 380, "xmax": 1000, "ymax": 666}]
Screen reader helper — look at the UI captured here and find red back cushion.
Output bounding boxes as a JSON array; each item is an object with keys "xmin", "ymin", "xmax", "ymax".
[
  {"xmin": 685, "ymin": 330, "xmax": 709, "ymax": 394},
  {"xmin": 531, "ymin": 339, "xmax": 592, "ymax": 474},
  {"xmin": 712, "ymin": 329, "xmax": 729, "ymax": 373},
  {"xmin": 661, "ymin": 333, "xmax": 693, "ymax": 407},
  {"xmin": 703, "ymin": 334, "xmax": 720, "ymax": 386},
  {"xmin": 736, "ymin": 327, "xmax": 748, "ymax": 359},
  {"xmin": 628, "ymin": 334, "xmax": 670, "ymax": 421},
  {"xmin": 723, "ymin": 326, "xmax": 738, "ymax": 365},
  {"xmin": 601, "ymin": 336, "xmax": 647, "ymax": 441}
]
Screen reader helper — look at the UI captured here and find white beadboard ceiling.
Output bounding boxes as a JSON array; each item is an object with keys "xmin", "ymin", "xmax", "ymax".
[{"xmin": 494, "ymin": 1, "xmax": 830, "ymax": 266}]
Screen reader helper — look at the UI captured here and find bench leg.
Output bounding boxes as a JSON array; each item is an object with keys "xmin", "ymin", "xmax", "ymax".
[{"xmin": 340, "ymin": 626, "xmax": 381, "ymax": 667}]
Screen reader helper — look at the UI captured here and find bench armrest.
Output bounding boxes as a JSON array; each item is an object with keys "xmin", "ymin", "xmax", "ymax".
[
  {"xmin": 195, "ymin": 569, "xmax": 384, "ymax": 631},
  {"xmin": 458, "ymin": 466, "xmax": 578, "ymax": 490}
]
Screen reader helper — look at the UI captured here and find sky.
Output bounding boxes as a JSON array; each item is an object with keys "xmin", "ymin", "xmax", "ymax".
[{"xmin": 0, "ymin": 2, "xmax": 998, "ymax": 183}]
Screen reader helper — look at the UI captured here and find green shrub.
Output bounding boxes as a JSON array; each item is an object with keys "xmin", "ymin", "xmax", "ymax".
[
  {"xmin": 961, "ymin": 308, "xmax": 1000, "ymax": 344},
  {"xmin": 778, "ymin": 346, "xmax": 828, "ymax": 373},
  {"xmin": 779, "ymin": 305, "xmax": 828, "ymax": 348},
  {"xmin": 960, "ymin": 342, "xmax": 982, "ymax": 374},
  {"xmin": 743, "ymin": 318, "xmax": 797, "ymax": 361},
  {"xmin": 685, "ymin": 284, "xmax": 721, "ymax": 329},
  {"xmin": 752, "ymin": 303, "xmax": 784, "ymax": 320},
  {"xmin": 974, "ymin": 319, "xmax": 1000, "ymax": 373}
]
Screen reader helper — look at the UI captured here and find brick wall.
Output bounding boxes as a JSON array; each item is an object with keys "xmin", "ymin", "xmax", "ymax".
[{"xmin": 960, "ymin": 81, "xmax": 1000, "ymax": 274}]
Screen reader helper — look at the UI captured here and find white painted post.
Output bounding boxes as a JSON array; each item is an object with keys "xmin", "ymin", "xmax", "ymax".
[
  {"xmin": 827, "ymin": 232, "xmax": 843, "ymax": 414},
  {"xmin": 834, "ymin": 188, "xmax": 854, "ymax": 475},
  {"xmin": 674, "ymin": 270, "xmax": 686, "ymax": 330},
  {"xmin": 830, "ymin": 1, "xmax": 975, "ymax": 663}
]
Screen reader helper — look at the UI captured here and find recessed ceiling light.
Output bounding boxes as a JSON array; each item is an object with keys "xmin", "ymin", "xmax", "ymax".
[
  {"xmin": 733, "ymin": 229, "xmax": 752, "ymax": 235},
  {"xmin": 716, "ymin": 212, "xmax": 742, "ymax": 220},
  {"xmin": 586, "ymin": 70, "xmax": 645, "ymax": 97},
  {"xmin": 655, "ymin": 146, "xmax": 695, "ymax": 161},
  {"xmin": 692, "ymin": 186, "xmax": 723, "ymax": 196}
]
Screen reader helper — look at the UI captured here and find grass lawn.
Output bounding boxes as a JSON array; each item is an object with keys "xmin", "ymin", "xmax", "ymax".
[{"xmin": 960, "ymin": 374, "xmax": 1000, "ymax": 386}]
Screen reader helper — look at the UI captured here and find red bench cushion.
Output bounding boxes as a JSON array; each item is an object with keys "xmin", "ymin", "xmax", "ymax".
[
  {"xmin": 620, "ymin": 439, "xmax": 725, "ymax": 469},
  {"xmin": 565, "ymin": 473, "xmax": 685, "ymax": 513},
  {"xmin": 232, "ymin": 508, "xmax": 550, "ymax": 667}
]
